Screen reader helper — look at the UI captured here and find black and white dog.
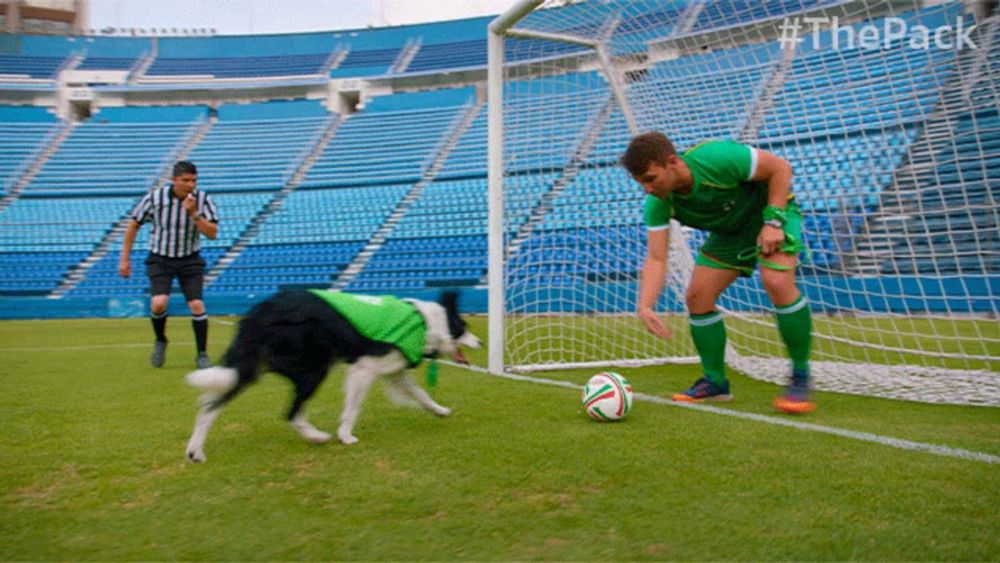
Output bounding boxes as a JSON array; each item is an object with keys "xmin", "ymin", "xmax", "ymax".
[{"xmin": 183, "ymin": 289, "xmax": 480, "ymax": 463}]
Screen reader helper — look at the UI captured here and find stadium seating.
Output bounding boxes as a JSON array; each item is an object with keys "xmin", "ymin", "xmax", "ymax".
[
  {"xmin": 756, "ymin": 6, "xmax": 972, "ymax": 273},
  {"xmin": 330, "ymin": 47, "xmax": 401, "ymax": 78},
  {"xmin": 209, "ymin": 185, "xmax": 409, "ymax": 294},
  {"xmin": 186, "ymin": 101, "xmax": 331, "ymax": 193},
  {"xmin": 760, "ymin": 8, "xmax": 963, "ymax": 140},
  {"xmin": 0, "ymin": 196, "xmax": 135, "ymax": 295},
  {"xmin": 351, "ymin": 173, "xmax": 557, "ymax": 291},
  {"xmin": 440, "ymin": 72, "xmax": 609, "ymax": 180},
  {"xmin": 301, "ymin": 95, "xmax": 469, "ymax": 188},
  {"xmin": 207, "ymin": 242, "xmax": 363, "ymax": 294},
  {"xmin": 347, "ymin": 236, "xmax": 487, "ymax": 291},
  {"xmin": 146, "ymin": 53, "xmax": 330, "ymax": 79},
  {"xmin": 69, "ymin": 192, "xmax": 274, "ymax": 297},
  {"xmin": 506, "ymin": 225, "xmax": 645, "ymax": 292},
  {"xmin": 872, "ymin": 16, "xmax": 1000, "ymax": 276},
  {"xmin": 0, "ymin": 1, "xmax": 995, "ymax": 305},
  {"xmin": 0, "ymin": 106, "xmax": 60, "ymax": 194},
  {"xmin": 620, "ymin": 41, "xmax": 783, "ymax": 152},
  {"xmin": 76, "ymin": 56, "xmax": 138, "ymax": 71},
  {"xmin": 0, "ymin": 54, "xmax": 66, "ymax": 79},
  {"xmin": 23, "ymin": 105, "xmax": 206, "ymax": 197},
  {"xmin": 690, "ymin": 0, "xmax": 844, "ymax": 33}
]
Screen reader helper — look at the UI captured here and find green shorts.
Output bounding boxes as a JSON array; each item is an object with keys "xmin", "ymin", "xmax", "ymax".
[{"xmin": 695, "ymin": 201, "xmax": 804, "ymax": 276}]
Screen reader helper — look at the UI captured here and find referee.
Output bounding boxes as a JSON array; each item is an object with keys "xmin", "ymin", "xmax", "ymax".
[{"xmin": 119, "ymin": 161, "xmax": 219, "ymax": 369}]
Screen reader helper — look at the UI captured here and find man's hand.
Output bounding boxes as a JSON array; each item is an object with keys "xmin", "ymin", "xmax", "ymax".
[
  {"xmin": 758, "ymin": 224, "xmax": 785, "ymax": 256},
  {"xmin": 638, "ymin": 306, "xmax": 673, "ymax": 340},
  {"xmin": 118, "ymin": 258, "xmax": 131, "ymax": 278},
  {"xmin": 183, "ymin": 194, "xmax": 197, "ymax": 216}
]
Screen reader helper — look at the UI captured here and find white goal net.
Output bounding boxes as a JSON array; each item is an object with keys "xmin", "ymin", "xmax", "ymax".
[{"xmin": 487, "ymin": 0, "xmax": 999, "ymax": 405}]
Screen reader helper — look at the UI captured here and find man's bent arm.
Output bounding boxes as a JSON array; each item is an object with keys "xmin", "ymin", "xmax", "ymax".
[{"xmin": 752, "ymin": 149, "xmax": 794, "ymax": 208}]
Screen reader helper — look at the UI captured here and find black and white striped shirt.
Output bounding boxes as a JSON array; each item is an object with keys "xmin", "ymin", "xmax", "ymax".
[{"xmin": 130, "ymin": 186, "xmax": 219, "ymax": 258}]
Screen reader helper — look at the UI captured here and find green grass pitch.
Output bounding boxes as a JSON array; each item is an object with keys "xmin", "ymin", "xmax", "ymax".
[{"xmin": 1, "ymin": 316, "xmax": 997, "ymax": 560}]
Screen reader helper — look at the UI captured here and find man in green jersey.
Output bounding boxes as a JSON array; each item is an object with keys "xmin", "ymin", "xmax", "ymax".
[{"xmin": 621, "ymin": 132, "xmax": 815, "ymax": 414}]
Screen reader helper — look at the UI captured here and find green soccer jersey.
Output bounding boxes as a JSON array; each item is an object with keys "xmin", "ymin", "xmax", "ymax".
[
  {"xmin": 643, "ymin": 140, "xmax": 769, "ymax": 234},
  {"xmin": 308, "ymin": 290, "xmax": 426, "ymax": 366}
]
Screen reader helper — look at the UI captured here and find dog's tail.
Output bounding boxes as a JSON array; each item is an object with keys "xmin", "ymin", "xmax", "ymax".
[
  {"xmin": 186, "ymin": 366, "xmax": 238, "ymax": 391},
  {"xmin": 186, "ymin": 306, "xmax": 266, "ymax": 406}
]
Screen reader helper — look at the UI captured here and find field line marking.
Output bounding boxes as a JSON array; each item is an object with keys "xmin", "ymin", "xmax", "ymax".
[
  {"xmin": 443, "ymin": 361, "xmax": 1000, "ymax": 465},
  {"xmin": 0, "ymin": 318, "xmax": 237, "ymax": 352},
  {"xmin": 0, "ymin": 342, "xmax": 200, "ymax": 352}
]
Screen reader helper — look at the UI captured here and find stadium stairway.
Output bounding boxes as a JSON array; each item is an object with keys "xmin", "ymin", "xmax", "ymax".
[
  {"xmin": 740, "ymin": 46, "xmax": 795, "ymax": 142},
  {"xmin": 55, "ymin": 52, "xmax": 83, "ymax": 77},
  {"xmin": 847, "ymin": 14, "xmax": 999, "ymax": 276},
  {"xmin": 321, "ymin": 47, "xmax": 349, "ymax": 75},
  {"xmin": 332, "ymin": 101, "xmax": 484, "ymax": 289},
  {"xmin": 669, "ymin": 1, "xmax": 706, "ymax": 38},
  {"xmin": 388, "ymin": 37, "xmax": 422, "ymax": 75},
  {"xmin": 203, "ymin": 112, "xmax": 347, "ymax": 286},
  {"xmin": 49, "ymin": 115, "xmax": 217, "ymax": 298},
  {"xmin": 126, "ymin": 50, "xmax": 156, "ymax": 84},
  {"xmin": 503, "ymin": 94, "xmax": 617, "ymax": 264},
  {"xmin": 0, "ymin": 120, "xmax": 77, "ymax": 214}
]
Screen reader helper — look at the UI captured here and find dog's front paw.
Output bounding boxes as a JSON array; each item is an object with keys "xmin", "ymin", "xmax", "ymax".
[
  {"xmin": 434, "ymin": 406, "xmax": 452, "ymax": 417},
  {"xmin": 187, "ymin": 448, "xmax": 207, "ymax": 463}
]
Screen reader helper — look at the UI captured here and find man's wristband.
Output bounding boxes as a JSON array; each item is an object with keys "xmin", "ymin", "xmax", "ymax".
[{"xmin": 763, "ymin": 205, "xmax": 787, "ymax": 226}]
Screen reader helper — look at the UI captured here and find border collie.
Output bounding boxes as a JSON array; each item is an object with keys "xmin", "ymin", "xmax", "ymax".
[{"xmin": 183, "ymin": 289, "xmax": 480, "ymax": 463}]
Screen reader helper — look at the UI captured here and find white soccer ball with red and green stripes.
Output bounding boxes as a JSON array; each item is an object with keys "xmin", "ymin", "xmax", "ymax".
[{"xmin": 582, "ymin": 371, "xmax": 633, "ymax": 421}]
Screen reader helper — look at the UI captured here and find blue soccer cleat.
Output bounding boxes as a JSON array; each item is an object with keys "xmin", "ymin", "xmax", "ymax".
[{"xmin": 672, "ymin": 376, "xmax": 732, "ymax": 403}]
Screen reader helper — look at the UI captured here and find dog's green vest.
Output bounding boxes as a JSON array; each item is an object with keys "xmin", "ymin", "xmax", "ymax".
[{"xmin": 307, "ymin": 290, "xmax": 426, "ymax": 365}]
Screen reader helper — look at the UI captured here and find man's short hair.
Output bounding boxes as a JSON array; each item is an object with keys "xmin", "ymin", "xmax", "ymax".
[
  {"xmin": 173, "ymin": 160, "xmax": 197, "ymax": 177},
  {"xmin": 620, "ymin": 132, "xmax": 676, "ymax": 176}
]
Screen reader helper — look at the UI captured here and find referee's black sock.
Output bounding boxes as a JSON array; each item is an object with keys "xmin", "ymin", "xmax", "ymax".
[
  {"xmin": 151, "ymin": 311, "xmax": 168, "ymax": 342},
  {"xmin": 192, "ymin": 314, "xmax": 208, "ymax": 354}
]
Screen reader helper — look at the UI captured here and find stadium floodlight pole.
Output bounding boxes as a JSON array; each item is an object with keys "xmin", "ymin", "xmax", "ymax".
[{"xmin": 488, "ymin": 0, "xmax": 544, "ymax": 374}]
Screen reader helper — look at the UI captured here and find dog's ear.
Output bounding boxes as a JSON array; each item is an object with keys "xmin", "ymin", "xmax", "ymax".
[{"xmin": 439, "ymin": 291, "xmax": 459, "ymax": 313}]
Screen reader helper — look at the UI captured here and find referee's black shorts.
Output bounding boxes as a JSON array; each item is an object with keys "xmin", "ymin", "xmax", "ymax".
[{"xmin": 145, "ymin": 252, "xmax": 206, "ymax": 301}]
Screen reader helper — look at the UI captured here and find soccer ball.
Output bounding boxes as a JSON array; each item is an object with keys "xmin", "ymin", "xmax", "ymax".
[{"xmin": 582, "ymin": 371, "xmax": 633, "ymax": 421}]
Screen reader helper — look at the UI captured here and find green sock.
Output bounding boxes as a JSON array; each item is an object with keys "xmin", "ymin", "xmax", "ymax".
[
  {"xmin": 775, "ymin": 296, "xmax": 812, "ymax": 374},
  {"xmin": 689, "ymin": 311, "xmax": 727, "ymax": 385}
]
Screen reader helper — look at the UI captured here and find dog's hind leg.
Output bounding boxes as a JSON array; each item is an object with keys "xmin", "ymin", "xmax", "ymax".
[
  {"xmin": 338, "ymin": 353, "xmax": 408, "ymax": 445},
  {"xmin": 185, "ymin": 382, "xmax": 249, "ymax": 463},
  {"xmin": 388, "ymin": 374, "xmax": 452, "ymax": 417},
  {"xmin": 287, "ymin": 376, "xmax": 333, "ymax": 444},
  {"xmin": 290, "ymin": 409, "xmax": 333, "ymax": 444},
  {"xmin": 186, "ymin": 395, "xmax": 223, "ymax": 463}
]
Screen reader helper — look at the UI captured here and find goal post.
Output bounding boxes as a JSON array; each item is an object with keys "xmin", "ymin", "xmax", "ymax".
[{"xmin": 487, "ymin": 0, "xmax": 999, "ymax": 405}]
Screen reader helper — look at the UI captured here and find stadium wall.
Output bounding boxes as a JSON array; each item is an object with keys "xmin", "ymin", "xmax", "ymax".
[{"xmin": 0, "ymin": 276, "xmax": 994, "ymax": 319}]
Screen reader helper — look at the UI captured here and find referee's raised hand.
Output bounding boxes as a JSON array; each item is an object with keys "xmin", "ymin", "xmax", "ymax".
[{"xmin": 182, "ymin": 193, "xmax": 197, "ymax": 216}]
